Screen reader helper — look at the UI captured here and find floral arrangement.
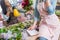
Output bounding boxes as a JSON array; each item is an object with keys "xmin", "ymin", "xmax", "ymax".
[
  {"xmin": 22, "ymin": 0, "xmax": 33, "ymax": 11},
  {"xmin": 0, "ymin": 23, "xmax": 23, "ymax": 40},
  {"xmin": 0, "ymin": 20, "xmax": 33, "ymax": 40}
]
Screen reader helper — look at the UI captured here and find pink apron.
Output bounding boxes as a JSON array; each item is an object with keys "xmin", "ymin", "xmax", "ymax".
[{"xmin": 37, "ymin": 2, "xmax": 60, "ymax": 40}]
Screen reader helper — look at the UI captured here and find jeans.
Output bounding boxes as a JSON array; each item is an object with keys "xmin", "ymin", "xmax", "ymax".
[{"xmin": 39, "ymin": 37, "xmax": 48, "ymax": 40}]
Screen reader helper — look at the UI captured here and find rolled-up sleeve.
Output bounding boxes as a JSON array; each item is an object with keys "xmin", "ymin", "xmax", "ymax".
[
  {"xmin": 47, "ymin": 0, "xmax": 57, "ymax": 15},
  {"xmin": 34, "ymin": 8, "xmax": 40, "ymax": 21}
]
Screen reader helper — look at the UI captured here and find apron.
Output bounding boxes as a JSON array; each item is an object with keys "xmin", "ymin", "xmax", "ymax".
[{"xmin": 37, "ymin": 2, "xmax": 60, "ymax": 40}]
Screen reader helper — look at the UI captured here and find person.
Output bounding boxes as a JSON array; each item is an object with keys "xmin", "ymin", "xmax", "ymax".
[
  {"xmin": 28, "ymin": 0, "xmax": 60, "ymax": 40},
  {"xmin": 0, "ymin": 0, "xmax": 13, "ymax": 26},
  {"xmin": 0, "ymin": 5, "xmax": 4, "ymax": 27},
  {"xmin": 0, "ymin": 0, "xmax": 10, "ymax": 21}
]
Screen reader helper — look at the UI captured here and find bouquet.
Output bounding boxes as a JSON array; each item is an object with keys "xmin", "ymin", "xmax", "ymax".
[
  {"xmin": 0, "ymin": 23, "xmax": 23, "ymax": 40},
  {"xmin": 0, "ymin": 21, "xmax": 34, "ymax": 40}
]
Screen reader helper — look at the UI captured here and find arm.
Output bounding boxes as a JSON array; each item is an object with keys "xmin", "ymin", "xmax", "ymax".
[
  {"xmin": 45, "ymin": 0, "xmax": 57, "ymax": 14},
  {"xmin": 34, "ymin": 0, "xmax": 40, "ymax": 24},
  {"xmin": 28, "ymin": 0, "xmax": 40, "ymax": 30},
  {"xmin": 28, "ymin": 8, "xmax": 40, "ymax": 30},
  {"xmin": 4, "ymin": 0, "xmax": 13, "ymax": 21}
]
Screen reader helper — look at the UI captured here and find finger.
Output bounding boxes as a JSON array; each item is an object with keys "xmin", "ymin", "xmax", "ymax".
[{"xmin": 28, "ymin": 27, "xmax": 31, "ymax": 30}]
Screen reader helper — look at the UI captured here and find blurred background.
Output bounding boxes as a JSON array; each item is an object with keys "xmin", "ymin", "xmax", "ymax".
[{"xmin": 56, "ymin": 0, "xmax": 60, "ymax": 19}]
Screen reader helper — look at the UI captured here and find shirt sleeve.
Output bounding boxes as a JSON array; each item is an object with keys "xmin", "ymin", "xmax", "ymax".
[
  {"xmin": 47, "ymin": 0, "xmax": 57, "ymax": 15},
  {"xmin": 34, "ymin": 8, "xmax": 40, "ymax": 21},
  {"xmin": 2, "ymin": 14, "xmax": 9, "ymax": 21}
]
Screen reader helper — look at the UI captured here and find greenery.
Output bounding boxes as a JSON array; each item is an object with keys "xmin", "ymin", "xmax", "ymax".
[
  {"xmin": 0, "ymin": 22, "xmax": 24, "ymax": 40},
  {"xmin": 0, "ymin": 25, "xmax": 22, "ymax": 40},
  {"xmin": 0, "ymin": 20, "xmax": 33, "ymax": 40},
  {"xmin": 55, "ymin": 10, "xmax": 60, "ymax": 16}
]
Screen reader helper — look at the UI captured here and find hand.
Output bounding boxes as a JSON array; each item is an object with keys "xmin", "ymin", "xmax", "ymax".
[
  {"xmin": 6, "ymin": 11, "xmax": 10, "ymax": 17},
  {"xmin": 8, "ymin": 7, "xmax": 13, "ymax": 12},
  {"xmin": 28, "ymin": 25, "xmax": 37, "ymax": 30},
  {"xmin": 28, "ymin": 21, "xmax": 37, "ymax": 30}
]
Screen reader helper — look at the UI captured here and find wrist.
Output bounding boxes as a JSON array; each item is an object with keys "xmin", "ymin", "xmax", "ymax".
[{"xmin": 34, "ymin": 20, "xmax": 37, "ymax": 25}]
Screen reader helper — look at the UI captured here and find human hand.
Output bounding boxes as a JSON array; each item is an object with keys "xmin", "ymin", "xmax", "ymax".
[{"xmin": 28, "ymin": 25, "xmax": 37, "ymax": 30}]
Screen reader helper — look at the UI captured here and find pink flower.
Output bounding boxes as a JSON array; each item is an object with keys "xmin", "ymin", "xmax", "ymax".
[{"xmin": 22, "ymin": 1, "xmax": 26, "ymax": 7}]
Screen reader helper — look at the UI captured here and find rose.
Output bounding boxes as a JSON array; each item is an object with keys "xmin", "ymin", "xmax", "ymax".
[
  {"xmin": 22, "ymin": 1, "xmax": 26, "ymax": 8},
  {"xmin": 22, "ymin": 0, "xmax": 29, "ymax": 8},
  {"xmin": 22, "ymin": 0, "xmax": 33, "ymax": 11}
]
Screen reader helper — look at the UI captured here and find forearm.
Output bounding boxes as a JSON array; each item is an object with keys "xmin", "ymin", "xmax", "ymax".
[
  {"xmin": 33, "ymin": 20, "xmax": 37, "ymax": 26},
  {"xmin": 6, "ymin": 12, "xmax": 10, "ymax": 17},
  {"xmin": 6, "ymin": 7, "xmax": 13, "ymax": 17}
]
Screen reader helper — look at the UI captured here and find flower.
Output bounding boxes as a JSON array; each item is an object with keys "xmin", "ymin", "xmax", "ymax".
[
  {"xmin": 22, "ymin": 0, "xmax": 33, "ymax": 11},
  {"xmin": 22, "ymin": 0, "xmax": 29, "ymax": 7}
]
